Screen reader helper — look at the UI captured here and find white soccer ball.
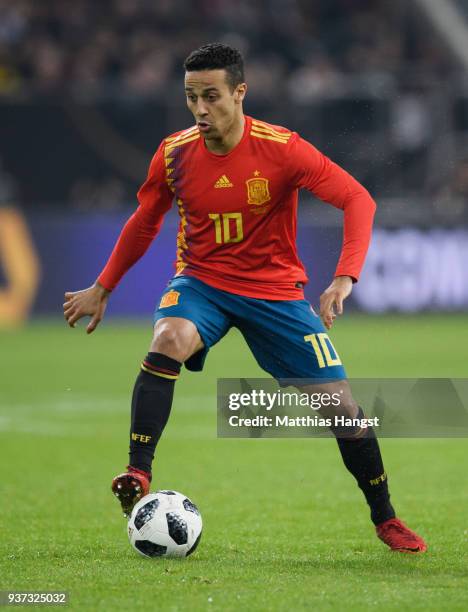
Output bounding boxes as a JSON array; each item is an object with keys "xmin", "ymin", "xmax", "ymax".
[{"xmin": 127, "ymin": 490, "xmax": 202, "ymax": 558}]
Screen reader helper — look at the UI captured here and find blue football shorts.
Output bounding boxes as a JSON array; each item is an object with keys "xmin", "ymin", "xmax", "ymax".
[{"xmin": 153, "ymin": 275, "xmax": 347, "ymax": 383}]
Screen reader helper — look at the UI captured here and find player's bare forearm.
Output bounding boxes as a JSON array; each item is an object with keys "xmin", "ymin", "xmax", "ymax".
[
  {"xmin": 319, "ymin": 275, "xmax": 353, "ymax": 330},
  {"xmin": 63, "ymin": 281, "xmax": 110, "ymax": 334}
]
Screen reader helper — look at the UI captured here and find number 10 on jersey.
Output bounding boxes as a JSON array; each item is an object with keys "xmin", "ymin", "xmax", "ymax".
[{"xmin": 209, "ymin": 213, "xmax": 243, "ymax": 244}]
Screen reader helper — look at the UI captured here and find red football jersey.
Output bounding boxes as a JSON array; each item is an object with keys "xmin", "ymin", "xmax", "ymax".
[{"xmin": 98, "ymin": 115, "xmax": 376, "ymax": 299}]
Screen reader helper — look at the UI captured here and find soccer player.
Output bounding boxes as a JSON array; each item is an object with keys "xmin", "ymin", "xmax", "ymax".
[{"xmin": 63, "ymin": 43, "xmax": 426, "ymax": 553}]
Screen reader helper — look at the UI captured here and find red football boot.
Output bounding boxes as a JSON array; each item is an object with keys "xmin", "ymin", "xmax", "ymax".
[
  {"xmin": 376, "ymin": 518, "xmax": 427, "ymax": 553},
  {"xmin": 111, "ymin": 466, "xmax": 151, "ymax": 518}
]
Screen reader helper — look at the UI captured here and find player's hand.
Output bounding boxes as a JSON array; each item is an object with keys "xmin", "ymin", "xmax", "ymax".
[
  {"xmin": 63, "ymin": 282, "xmax": 110, "ymax": 334},
  {"xmin": 319, "ymin": 276, "xmax": 353, "ymax": 330}
]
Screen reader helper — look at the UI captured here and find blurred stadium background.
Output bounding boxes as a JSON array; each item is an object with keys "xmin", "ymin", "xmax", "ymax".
[{"xmin": 1, "ymin": 0, "xmax": 468, "ymax": 323}]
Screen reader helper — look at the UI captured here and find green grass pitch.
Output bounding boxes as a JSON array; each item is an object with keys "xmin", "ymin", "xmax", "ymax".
[{"xmin": 1, "ymin": 314, "xmax": 467, "ymax": 610}]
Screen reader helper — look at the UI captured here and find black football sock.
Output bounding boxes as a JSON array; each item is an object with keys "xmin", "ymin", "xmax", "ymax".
[
  {"xmin": 128, "ymin": 352, "xmax": 181, "ymax": 474},
  {"xmin": 332, "ymin": 407, "xmax": 396, "ymax": 525}
]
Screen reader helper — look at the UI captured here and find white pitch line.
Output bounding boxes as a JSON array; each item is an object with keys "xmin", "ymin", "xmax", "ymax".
[
  {"xmin": 0, "ymin": 395, "xmax": 218, "ymax": 439},
  {"xmin": 0, "ymin": 395, "xmax": 215, "ymax": 415}
]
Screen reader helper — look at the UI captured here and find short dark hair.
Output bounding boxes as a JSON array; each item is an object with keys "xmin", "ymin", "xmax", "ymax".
[{"xmin": 183, "ymin": 43, "xmax": 244, "ymax": 91}]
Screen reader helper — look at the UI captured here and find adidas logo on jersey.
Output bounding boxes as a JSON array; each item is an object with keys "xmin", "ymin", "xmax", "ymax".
[{"xmin": 214, "ymin": 175, "xmax": 233, "ymax": 188}]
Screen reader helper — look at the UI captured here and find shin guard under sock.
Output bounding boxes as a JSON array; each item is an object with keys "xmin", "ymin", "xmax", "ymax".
[
  {"xmin": 128, "ymin": 352, "xmax": 181, "ymax": 474},
  {"xmin": 332, "ymin": 407, "xmax": 396, "ymax": 525}
]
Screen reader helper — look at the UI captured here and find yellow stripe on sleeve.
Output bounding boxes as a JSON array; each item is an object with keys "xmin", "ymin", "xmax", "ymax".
[{"xmin": 250, "ymin": 130, "xmax": 291, "ymax": 144}]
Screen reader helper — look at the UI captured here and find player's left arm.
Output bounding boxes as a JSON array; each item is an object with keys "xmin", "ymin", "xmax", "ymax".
[{"xmin": 288, "ymin": 135, "xmax": 377, "ymax": 329}]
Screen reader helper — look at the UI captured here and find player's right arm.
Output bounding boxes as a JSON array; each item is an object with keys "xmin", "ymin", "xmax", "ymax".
[{"xmin": 63, "ymin": 141, "xmax": 173, "ymax": 333}]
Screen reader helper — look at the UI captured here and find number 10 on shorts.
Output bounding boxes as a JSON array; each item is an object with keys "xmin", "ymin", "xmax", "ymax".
[{"xmin": 304, "ymin": 333, "xmax": 342, "ymax": 368}]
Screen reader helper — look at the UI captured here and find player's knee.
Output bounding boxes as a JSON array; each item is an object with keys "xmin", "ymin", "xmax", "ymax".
[
  {"xmin": 299, "ymin": 382, "xmax": 358, "ymax": 419},
  {"xmin": 152, "ymin": 323, "xmax": 185, "ymax": 356},
  {"xmin": 324, "ymin": 382, "xmax": 358, "ymax": 419},
  {"xmin": 151, "ymin": 321, "xmax": 196, "ymax": 362},
  {"xmin": 334, "ymin": 399, "xmax": 359, "ymax": 419}
]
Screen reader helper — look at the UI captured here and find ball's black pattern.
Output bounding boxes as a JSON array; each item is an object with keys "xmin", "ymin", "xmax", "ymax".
[
  {"xmin": 135, "ymin": 540, "xmax": 167, "ymax": 557},
  {"xmin": 134, "ymin": 499, "xmax": 160, "ymax": 530},
  {"xmin": 186, "ymin": 532, "xmax": 202, "ymax": 556},
  {"xmin": 158, "ymin": 490, "xmax": 176, "ymax": 495},
  {"xmin": 166, "ymin": 512, "xmax": 188, "ymax": 545},
  {"xmin": 183, "ymin": 498, "xmax": 200, "ymax": 515}
]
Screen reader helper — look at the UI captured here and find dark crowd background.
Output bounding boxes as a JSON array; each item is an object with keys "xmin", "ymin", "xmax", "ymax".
[{"xmin": 0, "ymin": 0, "xmax": 468, "ymax": 226}]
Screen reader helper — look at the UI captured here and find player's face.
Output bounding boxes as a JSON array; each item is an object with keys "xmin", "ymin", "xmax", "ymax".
[{"xmin": 184, "ymin": 69, "xmax": 246, "ymax": 140}]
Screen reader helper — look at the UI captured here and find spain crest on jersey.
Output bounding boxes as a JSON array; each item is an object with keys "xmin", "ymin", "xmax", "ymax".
[
  {"xmin": 246, "ymin": 177, "xmax": 271, "ymax": 205},
  {"xmin": 159, "ymin": 290, "xmax": 180, "ymax": 308}
]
